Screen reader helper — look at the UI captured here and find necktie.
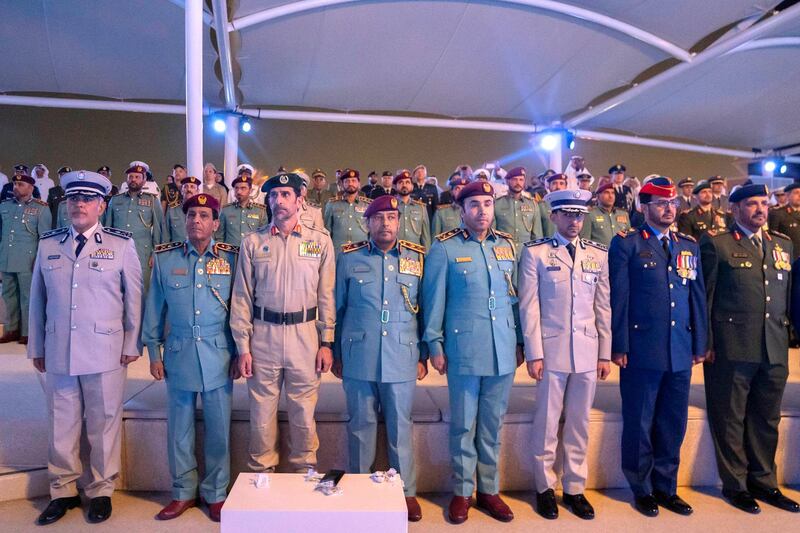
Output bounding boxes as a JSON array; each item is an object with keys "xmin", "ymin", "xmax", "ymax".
[
  {"xmin": 661, "ymin": 236, "xmax": 671, "ymax": 260},
  {"xmin": 75, "ymin": 234, "xmax": 87, "ymax": 257},
  {"xmin": 566, "ymin": 242, "xmax": 576, "ymax": 262},
  {"xmin": 752, "ymin": 235, "xmax": 764, "ymax": 259}
]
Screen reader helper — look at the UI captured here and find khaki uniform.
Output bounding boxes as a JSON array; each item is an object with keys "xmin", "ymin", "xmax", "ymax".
[
  {"xmin": 230, "ymin": 221, "xmax": 335, "ymax": 472},
  {"xmin": 518, "ymin": 235, "xmax": 611, "ymax": 493},
  {"xmin": 580, "ymin": 206, "xmax": 631, "ymax": 246},
  {"xmin": 299, "ymin": 201, "xmax": 324, "ymax": 230},
  {"xmin": 493, "ymin": 193, "xmax": 542, "ymax": 251}
]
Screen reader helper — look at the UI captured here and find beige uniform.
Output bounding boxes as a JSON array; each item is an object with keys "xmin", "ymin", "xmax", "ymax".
[
  {"xmin": 518, "ymin": 234, "xmax": 611, "ymax": 494},
  {"xmin": 299, "ymin": 201, "xmax": 324, "ymax": 230},
  {"xmin": 230, "ymin": 220, "xmax": 335, "ymax": 472}
]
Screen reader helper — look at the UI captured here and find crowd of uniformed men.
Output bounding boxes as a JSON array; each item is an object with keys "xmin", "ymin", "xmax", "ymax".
[{"xmin": 3, "ymin": 156, "xmax": 799, "ymax": 526}]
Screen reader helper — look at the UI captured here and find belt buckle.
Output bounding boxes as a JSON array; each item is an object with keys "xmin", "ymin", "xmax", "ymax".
[
  {"xmin": 192, "ymin": 325, "xmax": 200, "ymax": 340},
  {"xmin": 380, "ymin": 310, "xmax": 390, "ymax": 324},
  {"xmin": 488, "ymin": 297, "xmax": 496, "ymax": 311},
  {"xmin": 280, "ymin": 312, "xmax": 289, "ymax": 325}
]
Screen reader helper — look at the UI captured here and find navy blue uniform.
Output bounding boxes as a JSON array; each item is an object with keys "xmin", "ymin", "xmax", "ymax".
[{"xmin": 609, "ymin": 226, "xmax": 707, "ymax": 497}]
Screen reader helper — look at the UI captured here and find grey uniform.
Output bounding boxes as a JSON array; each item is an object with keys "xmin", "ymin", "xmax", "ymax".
[
  {"xmin": 432, "ymin": 203, "xmax": 462, "ymax": 236},
  {"xmin": 0, "ymin": 197, "xmax": 52, "ymax": 336},
  {"xmin": 396, "ymin": 197, "xmax": 431, "ymax": 249},
  {"xmin": 323, "ymin": 195, "xmax": 371, "ymax": 253},
  {"xmin": 493, "ymin": 193, "xmax": 543, "ymax": 251},
  {"xmin": 161, "ymin": 203, "xmax": 187, "ymax": 244},
  {"xmin": 216, "ymin": 201, "xmax": 268, "ymax": 247},
  {"xmin": 27, "ymin": 225, "xmax": 143, "ymax": 499},
  {"xmin": 104, "ymin": 191, "xmax": 163, "ymax": 286}
]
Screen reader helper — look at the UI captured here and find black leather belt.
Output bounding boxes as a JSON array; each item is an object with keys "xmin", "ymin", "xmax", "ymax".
[{"xmin": 254, "ymin": 306, "xmax": 317, "ymax": 325}]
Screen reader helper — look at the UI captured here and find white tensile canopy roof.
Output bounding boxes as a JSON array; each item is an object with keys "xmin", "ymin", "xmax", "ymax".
[{"xmin": 2, "ymin": 0, "xmax": 800, "ymax": 156}]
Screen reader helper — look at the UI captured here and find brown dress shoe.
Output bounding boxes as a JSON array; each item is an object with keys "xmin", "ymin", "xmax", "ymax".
[
  {"xmin": 18, "ymin": 336, "xmax": 28, "ymax": 345},
  {"xmin": 448, "ymin": 496, "xmax": 472, "ymax": 524},
  {"xmin": 405, "ymin": 496, "xmax": 422, "ymax": 522},
  {"xmin": 0, "ymin": 330, "xmax": 20, "ymax": 343},
  {"xmin": 207, "ymin": 500, "xmax": 225, "ymax": 522},
  {"xmin": 156, "ymin": 499, "xmax": 197, "ymax": 520},
  {"xmin": 476, "ymin": 493, "xmax": 514, "ymax": 522}
]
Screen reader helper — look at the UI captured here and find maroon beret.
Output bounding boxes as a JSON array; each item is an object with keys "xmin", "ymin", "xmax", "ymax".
[
  {"xmin": 596, "ymin": 182, "xmax": 615, "ymax": 194},
  {"xmin": 545, "ymin": 173, "xmax": 568, "ymax": 184},
  {"xmin": 457, "ymin": 180, "xmax": 495, "ymax": 204},
  {"xmin": 180, "ymin": 176, "xmax": 200, "ymax": 186},
  {"xmin": 505, "ymin": 166, "xmax": 526, "ymax": 180},
  {"xmin": 126, "ymin": 164, "xmax": 146, "ymax": 175},
  {"xmin": 363, "ymin": 195, "xmax": 399, "ymax": 218},
  {"xmin": 339, "ymin": 168, "xmax": 360, "ymax": 181},
  {"xmin": 182, "ymin": 192, "xmax": 220, "ymax": 215},
  {"xmin": 231, "ymin": 174, "xmax": 254, "ymax": 187},
  {"xmin": 12, "ymin": 174, "xmax": 35, "ymax": 186},
  {"xmin": 393, "ymin": 170, "xmax": 412, "ymax": 186}
]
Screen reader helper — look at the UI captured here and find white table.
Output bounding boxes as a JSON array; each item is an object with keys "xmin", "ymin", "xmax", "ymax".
[{"xmin": 221, "ymin": 473, "xmax": 408, "ymax": 533}]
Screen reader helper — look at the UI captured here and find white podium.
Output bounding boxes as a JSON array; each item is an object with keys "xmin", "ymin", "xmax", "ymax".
[{"xmin": 221, "ymin": 473, "xmax": 408, "ymax": 533}]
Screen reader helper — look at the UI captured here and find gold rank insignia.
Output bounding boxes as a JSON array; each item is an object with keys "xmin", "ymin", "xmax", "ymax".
[
  {"xmin": 206, "ymin": 257, "xmax": 231, "ymax": 275},
  {"xmin": 399, "ymin": 257, "xmax": 422, "ymax": 277},
  {"xmin": 90, "ymin": 248, "xmax": 115, "ymax": 260},
  {"xmin": 455, "ymin": 257, "xmax": 473, "ymax": 263},
  {"xmin": 493, "ymin": 246, "xmax": 514, "ymax": 262},
  {"xmin": 299, "ymin": 240, "xmax": 322, "ymax": 258}
]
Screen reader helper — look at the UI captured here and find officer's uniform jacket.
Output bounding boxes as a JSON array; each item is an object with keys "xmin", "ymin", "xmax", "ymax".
[
  {"xmin": 142, "ymin": 239, "xmax": 238, "ymax": 391},
  {"xmin": 422, "ymin": 227, "xmax": 522, "ymax": 376},
  {"xmin": 27, "ymin": 225, "xmax": 143, "ymax": 375},
  {"xmin": 0, "ymin": 197, "xmax": 51, "ymax": 272},
  {"xmin": 299, "ymin": 201, "xmax": 324, "ymax": 231},
  {"xmin": 162, "ymin": 204, "xmax": 187, "ymax": 244},
  {"xmin": 518, "ymin": 235, "xmax": 611, "ymax": 373},
  {"xmin": 323, "ymin": 195, "xmax": 371, "ymax": 252},
  {"xmin": 701, "ymin": 225, "xmax": 792, "ymax": 365},
  {"xmin": 396, "ymin": 197, "xmax": 431, "ymax": 249},
  {"xmin": 307, "ymin": 188, "xmax": 334, "ymax": 210},
  {"xmin": 580, "ymin": 206, "xmax": 630, "ymax": 246},
  {"xmin": 54, "ymin": 200, "xmax": 70, "ymax": 229},
  {"xmin": 768, "ymin": 205, "xmax": 800, "ymax": 260},
  {"xmin": 432, "ymin": 203, "xmax": 462, "ymax": 236},
  {"xmin": 230, "ymin": 221, "xmax": 336, "ymax": 354},
  {"xmin": 335, "ymin": 239, "xmax": 426, "ymax": 383},
  {"xmin": 216, "ymin": 201, "xmax": 267, "ymax": 246},
  {"xmin": 678, "ymin": 206, "xmax": 731, "ymax": 240},
  {"xmin": 104, "ymin": 191, "xmax": 163, "ymax": 266},
  {"xmin": 609, "ymin": 227, "xmax": 708, "ymax": 372},
  {"xmin": 493, "ymin": 193, "xmax": 542, "ymax": 247}
]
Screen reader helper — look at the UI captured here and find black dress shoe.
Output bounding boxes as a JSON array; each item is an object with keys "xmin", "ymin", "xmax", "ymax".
[
  {"xmin": 722, "ymin": 490, "xmax": 760, "ymax": 514},
  {"xmin": 653, "ymin": 490, "xmax": 693, "ymax": 515},
  {"xmin": 37, "ymin": 496, "xmax": 81, "ymax": 525},
  {"xmin": 536, "ymin": 489, "xmax": 558, "ymax": 520},
  {"xmin": 87, "ymin": 497, "xmax": 112, "ymax": 523},
  {"xmin": 634, "ymin": 494, "xmax": 659, "ymax": 517},
  {"xmin": 748, "ymin": 486, "xmax": 800, "ymax": 513},
  {"xmin": 563, "ymin": 493, "xmax": 595, "ymax": 520}
]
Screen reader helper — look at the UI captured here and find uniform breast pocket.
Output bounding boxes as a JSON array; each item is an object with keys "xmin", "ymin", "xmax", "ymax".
[
  {"xmin": 167, "ymin": 276, "xmax": 191, "ymax": 291},
  {"xmin": 344, "ymin": 331, "xmax": 366, "ymax": 361},
  {"xmin": 42, "ymin": 262, "xmax": 66, "ymax": 282},
  {"xmin": 544, "ymin": 276, "xmax": 567, "ymax": 299},
  {"xmin": 451, "ymin": 262, "xmax": 479, "ymax": 286}
]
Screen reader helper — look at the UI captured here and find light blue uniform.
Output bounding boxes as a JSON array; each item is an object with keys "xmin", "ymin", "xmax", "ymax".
[
  {"xmin": 104, "ymin": 191, "xmax": 163, "ymax": 286},
  {"xmin": 161, "ymin": 204, "xmax": 187, "ymax": 244},
  {"xmin": 335, "ymin": 239, "xmax": 427, "ymax": 496},
  {"xmin": 142, "ymin": 239, "xmax": 238, "ymax": 503},
  {"xmin": 422, "ymin": 227, "xmax": 522, "ymax": 496}
]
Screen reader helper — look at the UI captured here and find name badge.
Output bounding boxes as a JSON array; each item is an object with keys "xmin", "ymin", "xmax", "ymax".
[
  {"xmin": 546, "ymin": 266, "xmax": 561, "ymax": 271},
  {"xmin": 206, "ymin": 258, "xmax": 231, "ymax": 275},
  {"xmin": 455, "ymin": 257, "xmax": 472, "ymax": 263},
  {"xmin": 299, "ymin": 240, "xmax": 322, "ymax": 258},
  {"xmin": 171, "ymin": 268, "xmax": 188, "ymax": 275},
  {"xmin": 90, "ymin": 248, "xmax": 115, "ymax": 260},
  {"xmin": 493, "ymin": 246, "xmax": 514, "ymax": 262},
  {"xmin": 47, "ymin": 254, "xmax": 61, "ymax": 260},
  {"xmin": 399, "ymin": 257, "xmax": 422, "ymax": 277}
]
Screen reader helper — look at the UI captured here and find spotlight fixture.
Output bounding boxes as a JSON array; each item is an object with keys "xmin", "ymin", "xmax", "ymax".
[
  {"xmin": 241, "ymin": 118, "xmax": 252, "ymax": 133},
  {"xmin": 212, "ymin": 118, "xmax": 226, "ymax": 133},
  {"xmin": 565, "ymin": 130, "xmax": 576, "ymax": 150}
]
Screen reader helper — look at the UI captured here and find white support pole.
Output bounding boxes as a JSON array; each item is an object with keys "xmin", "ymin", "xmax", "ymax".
[
  {"xmin": 185, "ymin": 0, "xmax": 204, "ymax": 180},
  {"xmin": 548, "ymin": 133, "xmax": 563, "ymax": 172},
  {"xmin": 223, "ymin": 114, "xmax": 239, "ymax": 189}
]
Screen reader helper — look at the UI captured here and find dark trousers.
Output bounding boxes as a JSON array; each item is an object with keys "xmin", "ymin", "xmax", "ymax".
[
  {"xmin": 620, "ymin": 367, "xmax": 691, "ymax": 497},
  {"xmin": 704, "ymin": 357, "xmax": 787, "ymax": 492}
]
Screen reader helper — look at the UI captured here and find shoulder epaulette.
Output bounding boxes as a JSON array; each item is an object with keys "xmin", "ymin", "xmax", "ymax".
[
  {"xmin": 341, "ymin": 241, "xmax": 368, "ymax": 253},
  {"xmin": 617, "ymin": 228, "xmax": 638, "ymax": 238},
  {"xmin": 769, "ymin": 229, "xmax": 791, "ymax": 241},
  {"xmin": 142, "ymin": 191, "xmax": 159, "ymax": 197},
  {"xmin": 676, "ymin": 232, "xmax": 697, "ymax": 243},
  {"xmin": 40, "ymin": 227, "xmax": 69, "ymax": 240},
  {"xmin": 250, "ymin": 202, "xmax": 266, "ymax": 209},
  {"xmin": 32, "ymin": 199, "xmax": 48, "ymax": 207},
  {"xmin": 437, "ymin": 203, "xmax": 452, "ymax": 210},
  {"xmin": 214, "ymin": 242, "xmax": 239, "ymax": 254},
  {"xmin": 521, "ymin": 191, "xmax": 533, "ymax": 199},
  {"xmin": 412, "ymin": 198, "xmax": 426, "ymax": 206},
  {"xmin": 154, "ymin": 241, "xmax": 182, "ymax": 253},
  {"xmin": 167, "ymin": 199, "xmax": 181, "ymax": 209},
  {"xmin": 330, "ymin": 194, "xmax": 342, "ymax": 202},
  {"xmin": 524, "ymin": 237, "xmax": 551, "ymax": 247},
  {"xmin": 436, "ymin": 228, "xmax": 462, "ymax": 242},
  {"xmin": 357, "ymin": 196, "xmax": 372, "ymax": 204},
  {"xmin": 399, "ymin": 239, "xmax": 426, "ymax": 254},
  {"xmin": 582, "ymin": 238, "xmax": 608, "ymax": 251},
  {"xmin": 494, "ymin": 229, "xmax": 513, "ymax": 240},
  {"xmin": 102, "ymin": 227, "xmax": 132, "ymax": 239}
]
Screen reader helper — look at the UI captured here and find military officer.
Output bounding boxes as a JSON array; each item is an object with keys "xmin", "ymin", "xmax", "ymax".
[
  {"xmin": 143, "ymin": 193, "xmax": 239, "ymax": 523},
  {"xmin": 332, "ymin": 195, "xmax": 428, "ymax": 522},
  {"xmin": 307, "ymin": 169, "xmax": 334, "ymax": 209},
  {"xmin": 231, "ymin": 172, "xmax": 335, "ymax": 473},
  {"xmin": 771, "ymin": 187, "xmax": 787, "ymax": 209},
  {"xmin": 297, "ymin": 171, "xmax": 325, "ymax": 230},
  {"xmin": 677, "ymin": 180, "xmax": 732, "ymax": 240},
  {"xmin": 162, "ymin": 176, "xmax": 200, "ymax": 244},
  {"xmin": 519, "ymin": 189, "xmax": 611, "ymax": 521},
  {"xmin": 216, "ymin": 173, "xmax": 266, "ymax": 246},
  {"xmin": 422, "ymin": 181, "xmax": 523, "ymax": 525},
  {"xmin": 432, "ymin": 176, "xmax": 468, "ymax": 235},
  {"xmin": 28, "ymin": 170, "xmax": 143, "ymax": 525},
  {"xmin": 701, "ymin": 184, "xmax": 800, "ymax": 514},
  {"xmin": 493, "ymin": 167, "xmax": 542, "ymax": 252},
  {"xmin": 393, "ymin": 170, "xmax": 431, "ymax": 248},
  {"xmin": 47, "ymin": 166, "xmax": 71, "ymax": 224},
  {"xmin": 369, "ymin": 171, "xmax": 395, "ymax": 199},
  {"xmin": 104, "ymin": 164, "xmax": 163, "ymax": 287},
  {"xmin": 323, "ymin": 168, "xmax": 371, "ymax": 253},
  {"xmin": 54, "ymin": 198, "xmax": 71, "ymax": 229},
  {"xmin": 580, "ymin": 183, "xmax": 631, "ymax": 246},
  {"xmin": 767, "ymin": 182, "xmax": 800, "ymax": 260},
  {"xmin": 410, "ymin": 164, "xmax": 439, "ymax": 220},
  {"xmin": 709, "ymin": 176, "xmax": 729, "ymax": 211},
  {"xmin": 540, "ymin": 173, "xmax": 568, "ymax": 238},
  {"xmin": 609, "ymin": 177, "xmax": 707, "ymax": 517},
  {"xmin": 0, "ymin": 173, "xmax": 52, "ymax": 344},
  {"xmin": 677, "ymin": 178, "xmax": 695, "ymax": 212}
]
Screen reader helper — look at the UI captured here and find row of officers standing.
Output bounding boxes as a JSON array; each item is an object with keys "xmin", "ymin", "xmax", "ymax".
[{"xmin": 24, "ymin": 167, "xmax": 800, "ymax": 526}]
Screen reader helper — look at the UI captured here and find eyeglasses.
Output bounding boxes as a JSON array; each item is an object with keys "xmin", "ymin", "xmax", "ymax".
[{"xmin": 649, "ymin": 199, "xmax": 681, "ymax": 209}]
